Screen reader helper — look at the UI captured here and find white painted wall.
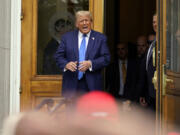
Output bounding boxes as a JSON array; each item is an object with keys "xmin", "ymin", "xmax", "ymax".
[{"xmin": 0, "ymin": 0, "xmax": 21, "ymax": 130}]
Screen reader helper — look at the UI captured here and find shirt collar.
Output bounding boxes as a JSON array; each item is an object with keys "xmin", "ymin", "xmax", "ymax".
[
  {"xmin": 119, "ymin": 59, "xmax": 127, "ymax": 64},
  {"xmin": 78, "ymin": 30, "xmax": 91, "ymax": 38}
]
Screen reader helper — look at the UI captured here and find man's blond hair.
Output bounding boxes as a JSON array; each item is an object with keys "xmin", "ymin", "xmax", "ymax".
[{"xmin": 75, "ymin": 10, "xmax": 93, "ymax": 22}]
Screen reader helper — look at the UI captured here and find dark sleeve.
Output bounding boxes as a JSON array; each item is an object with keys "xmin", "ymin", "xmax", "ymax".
[
  {"xmin": 105, "ymin": 64, "xmax": 113, "ymax": 92},
  {"xmin": 123, "ymin": 59, "xmax": 138, "ymax": 101},
  {"xmin": 135, "ymin": 56, "xmax": 148, "ymax": 98},
  {"xmin": 105, "ymin": 63, "xmax": 117, "ymax": 97}
]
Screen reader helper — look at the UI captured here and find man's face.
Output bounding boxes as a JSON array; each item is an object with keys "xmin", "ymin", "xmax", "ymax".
[
  {"xmin": 76, "ymin": 15, "xmax": 92, "ymax": 34},
  {"xmin": 117, "ymin": 44, "xmax": 128, "ymax": 60},
  {"xmin": 137, "ymin": 37, "xmax": 148, "ymax": 57},
  {"xmin": 147, "ymin": 34, "xmax": 155, "ymax": 45},
  {"xmin": 153, "ymin": 15, "xmax": 157, "ymax": 33}
]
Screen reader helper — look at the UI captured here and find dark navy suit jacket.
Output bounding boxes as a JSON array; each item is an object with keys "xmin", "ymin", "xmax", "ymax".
[{"xmin": 54, "ymin": 29, "xmax": 110, "ymax": 98}]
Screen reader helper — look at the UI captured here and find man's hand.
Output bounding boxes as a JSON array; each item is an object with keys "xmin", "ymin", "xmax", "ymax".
[
  {"xmin": 139, "ymin": 97, "xmax": 147, "ymax": 107},
  {"xmin": 122, "ymin": 100, "xmax": 131, "ymax": 111},
  {"xmin": 78, "ymin": 60, "xmax": 92, "ymax": 72},
  {"xmin": 65, "ymin": 61, "xmax": 77, "ymax": 72}
]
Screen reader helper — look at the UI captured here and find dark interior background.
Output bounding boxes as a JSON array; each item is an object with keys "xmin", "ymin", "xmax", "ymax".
[{"xmin": 104, "ymin": 0, "xmax": 156, "ymax": 61}]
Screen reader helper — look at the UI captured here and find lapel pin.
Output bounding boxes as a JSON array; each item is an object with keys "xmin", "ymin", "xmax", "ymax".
[{"xmin": 92, "ymin": 37, "xmax": 95, "ymax": 40}]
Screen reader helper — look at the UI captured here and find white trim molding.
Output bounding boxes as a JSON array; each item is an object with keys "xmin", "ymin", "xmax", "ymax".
[{"xmin": 10, "ymin": 0, "xmax": 21, "ymax": 114}]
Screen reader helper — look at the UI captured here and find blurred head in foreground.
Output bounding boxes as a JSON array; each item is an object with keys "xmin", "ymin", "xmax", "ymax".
[
  {"xmin": 2, "ymin": 112, "xmax": 60, "ymax": 135},
  {"xmin": 71, "ymin": 91, "xmax": 155, "ymax": 135},
  {"xmin": 2, "ymin": 91, "xmax": 160, "ymax": 135}
]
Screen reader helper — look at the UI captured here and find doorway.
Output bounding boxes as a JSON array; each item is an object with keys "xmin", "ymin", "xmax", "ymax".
[
  {"xmin": 104, "ymin": 0, "xmax": 156, "ymax": 61},
  {"xmin": 104, "ymin": 0, "xmax": 180, "ymax": 134}
]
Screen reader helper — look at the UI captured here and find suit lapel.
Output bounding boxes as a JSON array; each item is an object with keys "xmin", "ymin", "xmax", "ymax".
[
  {"xmin": 85, "ymin": 30, "xmax": 95, "ymax": 59},
  {"xmin": 73, "ymin": 30, "xmax": 79, "ymax": 60}
]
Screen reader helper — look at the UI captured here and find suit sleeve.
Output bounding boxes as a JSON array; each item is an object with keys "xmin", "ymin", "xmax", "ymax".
[
  {"xmin": 54, "ymin": 36, "xmax": 68, "ymax": 71},
  {"xmin": 91, "ymin": 36, "xmax": 111, "ymax": 71},
  {"xmin": 135, "ymin": 56, "xmax": 148, "ymax": 98}
]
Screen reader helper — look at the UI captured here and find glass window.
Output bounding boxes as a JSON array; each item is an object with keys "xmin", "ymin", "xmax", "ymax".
[
  {"xmin": 37, "ymin": 0, "xmax": 89, "ymax": 75},
  {"xmin": 166, "ymin": 0, "xmax": 180, "ymax": 72}
]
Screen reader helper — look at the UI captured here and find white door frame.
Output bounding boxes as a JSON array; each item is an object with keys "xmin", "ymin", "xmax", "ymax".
[{"xmin": 9, "ymin": 0, "xmax": 21, "ymax": 114}]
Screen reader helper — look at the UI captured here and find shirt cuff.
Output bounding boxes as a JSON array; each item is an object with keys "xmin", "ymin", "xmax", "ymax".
[
  {"xmin": 63, "ymin": 68, "xmax": 67, "ymax": 72},
  {"xmin": 89, "ymin": 60, "xmax": 92, "ymax": 71}
]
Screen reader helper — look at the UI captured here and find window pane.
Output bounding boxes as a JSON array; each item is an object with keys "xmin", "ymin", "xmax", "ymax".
[
  {"xmin": 166, "ymin": 0, "xmax": 180, "ymax": 72},
  {"xmin": 37, "ymin": 0, "xmax": 89, "ymax": 75}
]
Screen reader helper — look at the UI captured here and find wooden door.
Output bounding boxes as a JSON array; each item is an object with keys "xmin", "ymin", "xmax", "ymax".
[
  {"xmin": 157, "ymin": 0, "xmax": 180, "ymax": 134},
  {"xmin": 21, "ymin": 0, "xmax": 104, "ymax": 111}
]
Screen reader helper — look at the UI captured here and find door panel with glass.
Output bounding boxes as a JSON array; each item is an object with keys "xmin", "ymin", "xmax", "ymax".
[
  {"xmin": 159, "ymin": 0, "xmax": 180, "ymax": 132},
  {"xmin": 21, "ymin": 0, "xmax": 104, "ymax": 111}
]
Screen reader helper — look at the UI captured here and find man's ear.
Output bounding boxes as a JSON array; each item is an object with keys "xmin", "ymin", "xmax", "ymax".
[
  {"xmin": 91, "ymin": 23, "xmax": 93, "ymax": 27},
  {"xmin": 75, "ymin": 21, "xmax": 78, "ymax": 28}
]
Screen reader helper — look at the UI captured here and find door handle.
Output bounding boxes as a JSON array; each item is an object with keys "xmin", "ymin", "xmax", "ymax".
[{"xmin": 152, "ymin": 71, "xmax": 158, "ymax": 90}]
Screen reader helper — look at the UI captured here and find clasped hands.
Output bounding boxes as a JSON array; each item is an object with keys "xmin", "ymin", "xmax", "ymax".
[{"xmin": 65, "ymin": 61, "xmax": 91, "ymax": 72}]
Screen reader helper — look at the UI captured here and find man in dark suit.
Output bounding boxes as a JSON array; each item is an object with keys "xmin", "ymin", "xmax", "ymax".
[
  {"xmin": 145, "ymin": 15, "xmax": 157, "ymax": 110},
  {"xmin": 138, "ymin": 14, "xmax": 157, "ymax": 110},
  {"xmin": 106, "ymin": 43, "xmax": 137, "ymax": 102},
  {"xmin": 135, "ymin": 35, "xmax": 148, "ymax": 107},
  {"xmin": 54, "ymin": 11, "xmax": 110, "ymax": 98}
]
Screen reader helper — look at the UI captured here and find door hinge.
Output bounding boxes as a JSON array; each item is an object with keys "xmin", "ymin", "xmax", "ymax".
[
  {"xmin": 19, "ymin": 86, "xmax": 22, "ymax": 94},
  {"xmin": 21, "ymin": 11, "xmax": 24, "ymax": 21}
]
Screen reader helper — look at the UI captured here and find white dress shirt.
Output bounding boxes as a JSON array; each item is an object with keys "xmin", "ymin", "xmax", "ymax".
[
  {"xmin": 78, "ymin": 31, "xmax": 91, "ymax": 50},
  {"xmin": 78, "ymin": 31, "xmax": 92, "ymax": 71}
]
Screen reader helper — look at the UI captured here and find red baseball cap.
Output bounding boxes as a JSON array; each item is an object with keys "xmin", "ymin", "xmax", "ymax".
[
  {"xmin": 168, "ymin": 132, "xmax": 180, "ymax": 135},
  {"xmin": 75, "ymin": 91, "xmax": 118, "ymax": 121}
]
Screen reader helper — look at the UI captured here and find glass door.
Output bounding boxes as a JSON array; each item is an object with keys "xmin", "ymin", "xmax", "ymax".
[{"xmin": 157, "ymin": 0, "xmax": 180, "ymax": 134}]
